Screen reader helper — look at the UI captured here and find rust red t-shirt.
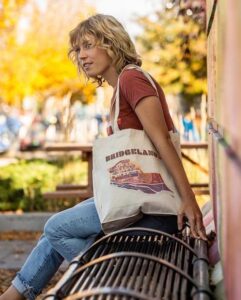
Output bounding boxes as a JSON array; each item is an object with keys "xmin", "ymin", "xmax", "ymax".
[{"xmin": 108, "ymin": 68, "xmax": 175, "ymax": 134}]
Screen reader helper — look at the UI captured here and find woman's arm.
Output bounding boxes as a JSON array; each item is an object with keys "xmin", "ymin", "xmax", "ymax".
[{"xmin": 135, "ymin": 95, "xmax": 207, "ymax": 240}]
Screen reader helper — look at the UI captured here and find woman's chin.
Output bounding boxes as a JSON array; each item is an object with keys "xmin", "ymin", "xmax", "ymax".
[{"xmin": 85, "ymin": 70, "xmax": 98, "ymax": 78}]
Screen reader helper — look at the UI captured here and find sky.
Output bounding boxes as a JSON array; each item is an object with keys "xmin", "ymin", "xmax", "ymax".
[
  {"xmin": 34, "ymin": 0, "xmax": 164, "ymax": 39},
  {"xmin": 86, "ymin": 0, "xmax": 164, "ymax": 38}
]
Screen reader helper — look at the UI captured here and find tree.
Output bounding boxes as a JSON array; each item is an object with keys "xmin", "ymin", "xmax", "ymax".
[
  {"xmin": 136, "ymin": 0, "xmax": 207, "ymax": 101},
  {"xmin": 0, "ymin": 0, "xmax": 96, "ymax": 106},
  {"xmin": 0, "ymin": 0, "xmax": 26, "ymax": 37},
  {"xmin": 0, "ymin": 0, "xmax": 27, "ymax": 105}
]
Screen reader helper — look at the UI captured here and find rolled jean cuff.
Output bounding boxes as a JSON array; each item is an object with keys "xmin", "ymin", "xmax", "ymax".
[{"xmin": 12, "ymin": 274, "xmax": 38, "ymax": 300}]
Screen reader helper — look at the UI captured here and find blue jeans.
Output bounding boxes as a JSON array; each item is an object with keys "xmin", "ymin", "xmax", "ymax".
[{"xmin": 12, "ymin": 198, "xmax": 177, "ymax": 300}]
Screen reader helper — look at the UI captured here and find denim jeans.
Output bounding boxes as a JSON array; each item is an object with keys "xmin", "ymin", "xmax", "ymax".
[{"xmin": 12, "ymin": 198, "xmax": 177, "ymax": 300}]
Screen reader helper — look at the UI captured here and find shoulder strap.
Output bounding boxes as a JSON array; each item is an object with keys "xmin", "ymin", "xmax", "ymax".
[{"xmin": 112, "ymin": 65, "xmax": 159, "ymax": 132}]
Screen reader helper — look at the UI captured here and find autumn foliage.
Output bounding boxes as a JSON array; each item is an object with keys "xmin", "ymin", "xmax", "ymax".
[
  {"xmin": 0, "ymin": 0, "xmax": 96, "ymax": 106},
  {"xmin": 137, "ymin": 0, "xmax": 207, "ymax": 98}
]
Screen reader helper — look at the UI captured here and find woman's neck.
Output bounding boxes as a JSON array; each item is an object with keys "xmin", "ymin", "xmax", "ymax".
[{"xmin": 102, "ymin": 66, "xmax": 119, "ymax": 88}]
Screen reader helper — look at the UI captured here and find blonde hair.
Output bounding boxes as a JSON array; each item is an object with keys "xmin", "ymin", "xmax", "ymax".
[{"xmin": 68, "ymin": 14, "xmax": 142, "ymax": 86}]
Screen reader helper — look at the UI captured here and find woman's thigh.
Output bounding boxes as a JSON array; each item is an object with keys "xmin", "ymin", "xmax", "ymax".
[
  {"xmin": 130, "ymin": 215, "xmax": 178, "ymax": 234},
  {"xmin": 44, "ymin": 198, "xmax": 102, "ymax": 239}
]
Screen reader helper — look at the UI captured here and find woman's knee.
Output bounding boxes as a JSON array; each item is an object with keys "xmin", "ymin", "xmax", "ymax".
[{"xmin": 44, "ymin": 213, "xmax": 62, "ymax": 242}]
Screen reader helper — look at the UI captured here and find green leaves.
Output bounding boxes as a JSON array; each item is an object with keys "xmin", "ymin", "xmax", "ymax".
[
  {"xmin": 136, "ymin": 2, "xmax": 207, "ymax": 98},
  {"xmin": 0, "ymin": 158, "xmax": 87, "ymax": 211}
]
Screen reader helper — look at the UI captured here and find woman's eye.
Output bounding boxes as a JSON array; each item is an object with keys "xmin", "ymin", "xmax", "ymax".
[
  {"xmin": 86, "ymin": 43, "xmax": 92, "ymax": 49},
  {"xmin": 75, "ymin": 47, "xmax": 80, "ymax": 53}
]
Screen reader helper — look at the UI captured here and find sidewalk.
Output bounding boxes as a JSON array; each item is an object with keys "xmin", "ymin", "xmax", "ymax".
[
  {"xmin": 0, "ymin": 212, "xmax": 53, "ymax": 232},
  {"xmin": 0, "ymin": 232, "xmax": 67, "ymax": 298},
  {"xmin": 0, "ymin": 239, "xmax": 37, "ymax": 269},
  {"xmin": 0, "ymin": 233, "xmax": 68, "ymax": 270},
  {"xmin": 0, "ymin": 213, "xmax": 68, "ymax": 270}
]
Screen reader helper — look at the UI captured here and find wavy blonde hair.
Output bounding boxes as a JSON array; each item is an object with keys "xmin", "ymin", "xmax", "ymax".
[{"xmin": 68, "ymin": 14, "xmax": 142, "ymax": 86}]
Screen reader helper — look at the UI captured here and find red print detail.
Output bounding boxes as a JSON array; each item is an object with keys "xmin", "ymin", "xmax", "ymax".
[{"xmin": 108, "ymin": 159, "xmax": 171, "ymax": 194}]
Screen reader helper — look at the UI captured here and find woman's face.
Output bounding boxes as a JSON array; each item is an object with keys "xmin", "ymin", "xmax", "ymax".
[{"xmin": 77, "ymin": 35, "xmax": 113, "ymax": 79}]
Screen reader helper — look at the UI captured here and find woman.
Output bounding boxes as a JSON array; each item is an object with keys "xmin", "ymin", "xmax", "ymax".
[{"xmin": 0, "ymin": 14, "xmax": 206, "ymax": 300}]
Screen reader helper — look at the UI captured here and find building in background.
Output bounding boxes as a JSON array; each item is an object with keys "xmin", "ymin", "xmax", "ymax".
[{"xmin": 207, "ymin": 0, "xmax": 241, "ymax": 299}]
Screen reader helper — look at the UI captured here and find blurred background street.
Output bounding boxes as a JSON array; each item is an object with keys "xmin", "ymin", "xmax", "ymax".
[{"xmin": 0, "ymin": 0, "xmax": 210, "ymax": 296}]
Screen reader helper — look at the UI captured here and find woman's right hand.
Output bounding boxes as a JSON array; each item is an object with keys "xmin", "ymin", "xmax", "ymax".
[{"xmin": 177, "ymin": 196, "xmax": 207, "ymax": 240}]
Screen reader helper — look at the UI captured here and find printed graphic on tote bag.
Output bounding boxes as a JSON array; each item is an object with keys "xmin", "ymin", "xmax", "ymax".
[{"xmin": 108, "ymin": 159, "xmax": 171, "ymax": 194}]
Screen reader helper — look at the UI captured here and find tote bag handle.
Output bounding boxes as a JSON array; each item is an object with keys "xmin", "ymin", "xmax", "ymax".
[{"xmin": 112, "ymin": 65, "xmax": 159, "ymax": 133}]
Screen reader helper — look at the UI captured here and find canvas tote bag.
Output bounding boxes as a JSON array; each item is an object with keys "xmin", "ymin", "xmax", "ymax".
[{"xmin": 93, "ymin": 65, "xmax": 182, "ymax": 233}]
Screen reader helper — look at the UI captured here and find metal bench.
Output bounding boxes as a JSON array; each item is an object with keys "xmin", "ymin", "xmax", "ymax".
[{"xmin": 44, "ymin": 227, "xmax": 212, "ymax": 299}]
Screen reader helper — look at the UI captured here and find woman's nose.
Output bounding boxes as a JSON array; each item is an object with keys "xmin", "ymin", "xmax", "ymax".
[{"xmin": 78, "ymin": 48, "xmax": 87, "ymax": 60}]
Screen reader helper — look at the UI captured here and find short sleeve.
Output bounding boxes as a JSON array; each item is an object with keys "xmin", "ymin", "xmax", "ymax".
[{"xmin": 119, "ymin": 69, "xmax": 158, "ymax": 110}]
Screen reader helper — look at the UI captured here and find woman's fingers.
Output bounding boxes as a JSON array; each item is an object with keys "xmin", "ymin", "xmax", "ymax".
[
  {"xmin": 196, "ymin": 215, "xmax": 208, "ymax": 240},
  {"xmin": 188, "ymin": 216, "xmax": 199, "ymax": 239},
  {"xmin": 178, "ymin": 206, "xmax": 207, "ymax": 240},
  {"xmin": 197, "ymin": 228, "xmax": 208, "ymax": 240},
  {"xmin": 177, "ymin": 212, "xmax": 184, "ymax": 231}
]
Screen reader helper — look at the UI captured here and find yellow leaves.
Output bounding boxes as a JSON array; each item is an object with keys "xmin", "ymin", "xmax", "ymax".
[
  {"xmin": 178, "ymin": 61, "xmax": 186, "ymax": 71},
  {"xmin": 191, "ymin": 61, "xmax": 202, "ymax": 72},
  {"xmin": 163, "ymin": 69, "xmax": 180, "ymax": 84},
  {"xmin": 189, "ymin": 33, "xmax": 206, "ymax": 56},
  {"xmin": 0, "ymin": 0, "xmax": 96, "ymax": 106}
]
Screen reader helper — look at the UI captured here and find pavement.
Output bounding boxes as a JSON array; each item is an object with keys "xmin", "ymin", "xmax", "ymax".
[
  {"xmin": 0, "ymin": 239, "xmax": 68, "ymax": 270},
  {"xmin": 0, "ymin": 212, "xmax": 53, "ymax": 232},
  {"xmin": 0, "ymin": 213, "xmax": 68, "ymax": 270},
  {"xmin": 0, "ymin": 239, "xmax": 37, "ymax": 269}
]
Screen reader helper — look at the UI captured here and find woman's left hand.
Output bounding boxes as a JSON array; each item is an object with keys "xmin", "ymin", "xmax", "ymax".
[{"xmin": 177, "ymin": 196, "xmax": 207, "ymax": 240}]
